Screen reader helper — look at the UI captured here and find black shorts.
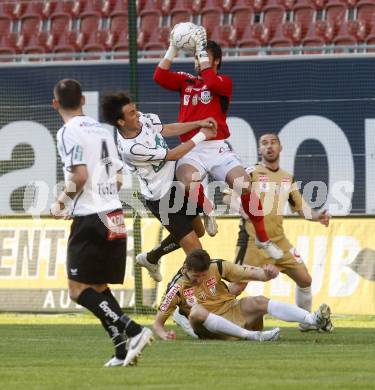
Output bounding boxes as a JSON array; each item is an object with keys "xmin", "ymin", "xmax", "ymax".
[
  {"xmin": 146, "ymin": 186, "xmax": 201, "ymax": 242},
  {"xmin": 67, "ymin": 210, "xmax": 127, "ymax": 284}
]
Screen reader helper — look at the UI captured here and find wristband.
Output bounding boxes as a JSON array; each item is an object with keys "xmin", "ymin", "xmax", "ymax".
[
  {"xmin": 196, "ymin": 49, "xmax": 209, "ymax": 64},
  {"xmin": 164, "ymin": 45, "xmax": 177, "ymax": 61},
  {"xmin": 191, "ymin": 132, "xmax": 206, "ymax": 145}
]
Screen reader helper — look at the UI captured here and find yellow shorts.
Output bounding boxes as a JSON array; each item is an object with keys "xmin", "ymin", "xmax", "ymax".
[
  {"xmin": 238, "ymin": 236, "xmax": 306, "ymax": 272},
  {"xmin": 196, "ymin": 300, "xmax": 246, "ymax": 341}
]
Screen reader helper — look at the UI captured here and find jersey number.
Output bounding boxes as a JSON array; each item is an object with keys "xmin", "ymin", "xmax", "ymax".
[{"xmin": 101, "ymin": 139, "xmax": 112, "ymax": 176}]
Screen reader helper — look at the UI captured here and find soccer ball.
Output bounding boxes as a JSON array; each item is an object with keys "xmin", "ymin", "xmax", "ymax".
[{"xmin": 171, "ymin": 22, "xmax": 198, "ymax": 52}]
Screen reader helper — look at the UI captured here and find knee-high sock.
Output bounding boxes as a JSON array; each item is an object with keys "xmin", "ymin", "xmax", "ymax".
[
  {"xmin": 240, "ymin": 192, "xmax": 269, "ymax": 242},
  {"xmin": 187, "ymin": 183, "xmax": 214, "ymax": 215},
  {"xmin": 267, "ymin": 299, "xmax": 315, "ymax": 325},
  {"xmin": 295, "ymin": 286, "xmax": 312, "ymax": 312},
  {"xmin": 147, "ymin": 234, "xmax": 180, "ymax": 264},
  {"xmin": 77, "ymin": 287, "xmax": 142, "ymax": 338},
  {"xmin": 202, "ymin": 312, "xmax": 259, "ymax": 340}
]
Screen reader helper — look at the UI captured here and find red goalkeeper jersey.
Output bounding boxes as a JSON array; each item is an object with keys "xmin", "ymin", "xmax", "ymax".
[{"xmin": 153, "ymin": 66, "xmax": 232, "ymax": 142}]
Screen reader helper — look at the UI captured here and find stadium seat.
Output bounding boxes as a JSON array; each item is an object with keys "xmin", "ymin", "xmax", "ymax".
[
  {"xmin": 109, "ymin": 11, "xmax": 128, "ymax": 34},
  {"xmin": 229, "ymin": 0, "xmax": 264, "ymax": 12},
  {"xmin": 200, "ymin": 7, "xmax": 224, "ymax": 36},
  {"xmin": 168, "ymin": 0, "xmax": 201, "ymax": 15},
  {"xmin": 79, "ymin": 11, "xmax": 102, "ymax": 36},
  {"xmin": 48, "ymin": 1, "xmax": 77, "ymax": 18},
  {"xmin": 325, "ymin": 0, "xmax": 347, "ymax": 32},
  {"xmin": 82, "ymin": 30, "xmax": 109, "ymax": 59},
  {"xmin": 0, "ymin": 32, "xmax": 21, "ymax": 61},
  {"xmin": 262, "ymin": 4, "xmax": 286, "ymax": 38},
  {"xmin": 112, "ymin": 29, "xmax": 129, "ymax": 58},
  {"xmin": 209, "ymin": 24, "xmax": 237, "ymax": 47},
  {"xmin": 76, "ymin": 0, "xmax": 104, "ymax": 15},
  {"xmin": 302, "ymin": 19, "xmax": 333, "ymax": 52},
  {"xmin": 18, "ymin": 2, "xmax": 45, "ymax": 39},
  {"xmin": 170, "ymin": 8, "xmax": 193, "ymax": 25},
  {"xmin": 140, "ymin": 0, "xmax": 163, "ymax": 12},
  {"xmin": 0, "ymin": 15, "xmax": 12, "ymax": 36},
  {"xmin": 139, "ymin": 9, "xmax": 162, "ymax": 39},
  {"xmin": 23, "ymin": 31, "xmax": 50, "ymax": 58},
  {"xmin": 0, "ymin": 2, "xmax": 16, "ymax": 19},
  {"xmin": 264, "ymin": 0, "xmax": 295, "ymax": 10},
  {"xmin": 238, "ymin": 23, "xmax": 270, "ymax": 55},
  {"xmin": 312, "ymin": 0, "xmax": 327, "ymax": 10},
  {"xmin": 292, "ymin": 0, "xmax": 316, "ymax": 38},
  {"xmin": 230, "ymin": 4, "xmax": 255, "ymax": 40},
  {"xmin": 50, "ymin": 13, "xmax": 73, "ymax": 35},
  {"xmin": 333, "ymin": 22, "xmax": 358, "ymax": 52},
  {"xmin": 53, "ymin": 30, "xmax": 79, "ymax": 59},
  {"xmin": 356, "ymin": 0, "xmax": 375, "ymax": 36},
  {"xmin": 269, "ymin": 21, "xmax": 301, "ymax": 53}
]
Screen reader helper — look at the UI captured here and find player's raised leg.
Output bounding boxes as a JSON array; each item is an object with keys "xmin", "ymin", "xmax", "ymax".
[{"xmin": 225, "ymin": 165, "xmax": 283, "ymax": 259}]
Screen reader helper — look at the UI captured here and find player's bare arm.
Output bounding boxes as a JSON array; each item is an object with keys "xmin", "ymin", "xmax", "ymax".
[
  {"xmin": 153, "ymin": 312, "xmax": 177, "ymax": 341},
  {"xmin": 165, "ymin": 124, "xmax": 217, "ymax": 161},
  {"xmin": 297, "ymin": 208, "xmax": 330, "ymax": 227},
  {"xmin": 240, "ymin": 264, "xmax": 280, "ymax": 282},
  {"xmin": 50, "ymin": 164, "xmax": 88, "ymax": 219},
  {"xmin": 161, "ymin": 117, "xmax": 217, "ymax": 137}
]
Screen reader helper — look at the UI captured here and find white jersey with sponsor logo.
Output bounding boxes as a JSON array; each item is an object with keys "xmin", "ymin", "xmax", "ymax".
[
  {"xmin": 56, "ymin": 115, "xmax": 123, "ymax": 216},
  {"xmin": 116, "ymin": 113, "xmax": 175, "ymax": 200}
]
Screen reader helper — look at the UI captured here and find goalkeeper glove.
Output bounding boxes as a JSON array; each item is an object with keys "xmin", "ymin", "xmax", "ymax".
[
  {"xmin": 194, "ymin": 27, "xmax": 209, "ymax": 64},
  {"xmin": 164, "ymin": 26, "xmax": 178, "ymax": 61}
]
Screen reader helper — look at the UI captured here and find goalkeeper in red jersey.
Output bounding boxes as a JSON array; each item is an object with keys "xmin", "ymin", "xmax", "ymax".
[{"xmin": 153, "ymin": 26, "xmax": 282, "ymax": 259}]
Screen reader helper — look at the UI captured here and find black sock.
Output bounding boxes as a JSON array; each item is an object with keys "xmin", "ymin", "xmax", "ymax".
[
  {"xmin": 100, "ymin": 318, "xmax": 127, "ymax": 360},
  {"xmin": 77, "ymin": 287, "xmax": 126, "ymax": 332},
  {"xmin": 147, "ymin": 234, "xmax": 180, "ymax": 264},
  {"xmin": 101, "ymin": 288, "xmax": 142, "ymax": 337}
]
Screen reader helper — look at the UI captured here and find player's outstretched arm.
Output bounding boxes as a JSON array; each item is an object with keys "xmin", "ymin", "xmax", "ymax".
[
  {"xmin": 297, "ymin": 208, "xmax": 330, "ymax": 227},
  {"xmin": 165, "ymin": 123, "xmax": 217, "ymax": 161},
  {"xmin": 153, "ymin": 312, "xmax": 177, "ymax": 341},
  {"xmin": 162, "ymin": 117, "xmax": 217, "ymax": 137}
]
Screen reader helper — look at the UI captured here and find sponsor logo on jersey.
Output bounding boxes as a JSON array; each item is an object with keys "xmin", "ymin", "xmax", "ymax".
[
  {"xmin": 183, "ymin": 288, "xmax": 197, "ymax": 306},
  {"xmin": 192, "ymin": 94, "xmax": 199, "ymax": 106},
  {"xmin": 159, "ymin": 283, "xmax": 181, "ymax": 312},
  {"xmin": 206, "ymin": 277, "xmax": 216, "ymax": 295},
  {"xmin": 200, "ymin": 90, "xmax": 212, "ymax": 104},
  {"xmin": 258, "ymin": 175, "xmax": 270, "ymax": 192}
]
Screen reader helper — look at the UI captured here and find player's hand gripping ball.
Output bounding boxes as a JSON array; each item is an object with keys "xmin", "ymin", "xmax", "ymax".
[{"xmin": 171, "ymin": 22, "xmax": 200, "ymax": 52}]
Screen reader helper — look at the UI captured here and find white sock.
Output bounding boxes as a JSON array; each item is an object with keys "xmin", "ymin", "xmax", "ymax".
[
  {"xmin": 202, "ymin": 313, "xmax": 259, "ymax": 340},
  {"xmin": 295, "ymin": 286, "xmax": 312, "ymax": 312},
  {"xmin": 267, "ymin": 300, "xmax": 315, "ymax": 325}
]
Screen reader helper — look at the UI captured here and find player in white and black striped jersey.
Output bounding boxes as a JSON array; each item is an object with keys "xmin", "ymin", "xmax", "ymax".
[
  {"xmin": 51, "ymin": 79, "xmax": 153, "ymax": 367},
  {"xmin": 102, "ymin": 92, "xmax": 217, "ymax": 283}
]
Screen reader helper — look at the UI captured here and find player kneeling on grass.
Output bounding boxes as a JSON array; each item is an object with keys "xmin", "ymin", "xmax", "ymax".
[{"xmin": 153, "ymin": 249, "xmax": 333, "ymax": 341}]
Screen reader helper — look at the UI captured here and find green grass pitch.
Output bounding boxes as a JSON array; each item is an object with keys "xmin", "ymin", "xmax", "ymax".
[{"xmin": 0, "ymin": 314, "xmax": 374, "ymax": 390}]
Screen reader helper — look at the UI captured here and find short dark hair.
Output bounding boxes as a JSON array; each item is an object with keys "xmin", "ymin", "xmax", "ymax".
[
  {"xmin": 259, "ymin": 133, "xmax": 280, "ymax": 145},
  {"xmin": 101, "ymin": 92, "xmax": 132, "ymax": 127},
  {"xmin": 207, "ymin": 40, "xmax": 222, "ymax": 69},
  {"xmin": 54, "ymin": 79, "xmax": 82, "ymax": 110},
  {"xmin": 185, "ymin": 249, "xmax": 211, "ymax": 272}
]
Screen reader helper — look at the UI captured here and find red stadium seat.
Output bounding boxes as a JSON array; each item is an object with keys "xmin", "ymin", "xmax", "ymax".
[
  {"xmin": 302, "ymin": 19, "xmax": 333, "ymax": 52},
  {"xmin": 19, "ymin": 2, "xmax": 45, "ymax": 39},
  {"xmin": 53, "ymin": 30, "xmax": 79, "ymax": 56},
  {"xmin": 210, "ymin": 24, "xmax": 237, "ymax": 47},
  {"xmin": 79, "ymin": 11, "xmax": 102, "ymax": 35},
  {"xmin": 48, "ymin": 1, "xmax": 77, "ymax": 18},
  {"xmin": 82, "ymin": 30, "xmax": 110, "ymax": 59},
  {"xmin": 333, "ymin": 21, "xmax": 358, "ymax": 52},
  {"xmin": 50, "ymin": 13, "xmax": 73, "ymax": 35},
  {"xmin": 0, "ymin": 2, "xmax": 16, "ymax": 18},
  {"xmin": 293, "ymin": 0, "xmax": 316, "ymax": 38},
  {"xmin": 238, "ymin": 23, "xmax": 270, "ymax": 54},
  {"xmin": 264, "ymin": 0, "xmax": 295, "ymax": 10},
  {"xmin": 0, "ymin": 15, "xmax": 12, "ymax": 36},
  {"xmin": 269, "ymin": 21, "xmax": 300, "ymax": 53},
  {"xmin": 325, "ymin": 0, "xmax": 347, "ymax": 32},
  {"xmin": 140, "ymin": 0, "xmax": 163, "ymax": 12},
  {"xmin": 112, "ymin": 29, "xmax": 129, "ymax": 58},
  {"xmin": 229, "ymin": 0, "xmax": 264, "ymax": 12},
  {"xmin": 312, "ymin": 0, "xmax": 327, "ymax": 10},
  {"xmin": 76, "ymin": 0, "xmax": 104, "ymax": 15},
  {"xmin": 262, "ymin": 4, "xmax": 286, "ymax": 38},
  {"xmin": 139, "ymin": 9, "xmax": 162, "ymax": 39},
  {"xmin": 357, "ymin": 0, "xmax": 375, "ymax": 36},
  {"xmin": 231, "ymin": 4, "xmax": 255, "ymax": 40},
  {"xmin": 109, "ymin": 11, "xmax": 128, "ymax": 34},
  {"xmin": 201, "ymin": 7, "xmax": 224, "ymax": 36},
  {"xmin": 170, "ymin": 8, "xmax": 193, "ymax": 25},
  {"xmin": 0, "ymin": 32, "xmax": 22, "ymax": 61},
  {"xmin": 23, "ymin": 31, "xmax": 50, "ymax": 57}
]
